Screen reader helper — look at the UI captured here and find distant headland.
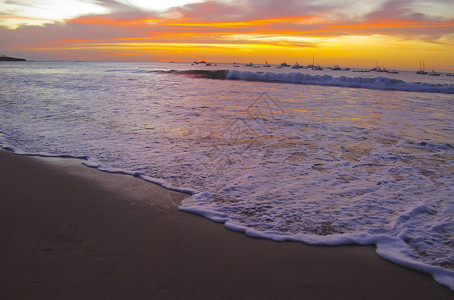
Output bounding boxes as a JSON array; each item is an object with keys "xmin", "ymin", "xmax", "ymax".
[{"xmin": 0, "ymin": 55, "xmax": 26, "ymax": 61}]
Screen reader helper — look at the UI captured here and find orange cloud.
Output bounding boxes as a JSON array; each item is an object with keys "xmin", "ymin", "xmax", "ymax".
[
  {"xmin": 163, "ymin": 16, "xmax": 319, "ymax": 28},
  {"xmin": 327, "ymin": 19, "xmax": 454, "ymax": 30}
]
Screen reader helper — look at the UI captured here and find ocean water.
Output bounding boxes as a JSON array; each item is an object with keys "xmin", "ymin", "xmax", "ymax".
[{"xmin": 1, "ymin": 61, "xmax": 453, "ymax": 289}]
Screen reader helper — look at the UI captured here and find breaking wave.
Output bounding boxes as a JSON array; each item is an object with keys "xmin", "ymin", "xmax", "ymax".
[
  {"xmin": 226, "ymin": 70, "xmax": 454, "ymax": 94},
  {"xmin": 163, "ymin": 69, "xmax": 454, "ymax": 94}
]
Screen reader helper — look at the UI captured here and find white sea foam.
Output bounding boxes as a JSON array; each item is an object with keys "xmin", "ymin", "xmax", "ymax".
[
  {"xmin": 1, "ymin": 61, "xmax": 453, "ymax": 290},
  {"xmin": 226, "ymin": 70, "xmax": 454, "ymax": 93}
]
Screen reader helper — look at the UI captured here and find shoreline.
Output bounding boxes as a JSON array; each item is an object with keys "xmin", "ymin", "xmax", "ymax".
[{"xmin": 0, "ymin": 149, "xmax": 452, "ymax": 299}]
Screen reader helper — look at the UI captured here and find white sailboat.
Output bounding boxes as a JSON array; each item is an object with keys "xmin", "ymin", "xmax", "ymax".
[{"xmin": 416, "ymin": 61, "xmax": 427, "ymax": 75}]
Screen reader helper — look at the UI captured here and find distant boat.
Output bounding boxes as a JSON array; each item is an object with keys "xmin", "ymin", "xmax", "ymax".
[
  {"xmin": 371, "ymin": 60, "xmax": 389, "ymax": 72},
  {"xmin": 280, "ymin": 62, "xmax": 290, "ymax": 67},
  {"xmin": 311, "ymin": 54, "xmax": 323, "ymax": 70},
  {"xmin": 416, "ymin": 61, "xmax": 427, "ymax": 75},
  {"xmin": 233, "ymin": 65, "xmax": 240, "ymax": 67},
  {"xmin": 370, "ymin": 64, "xmax": 397, "ymax": 74},
  {"xmin": 428, "ymin": 69, "xmax": 440, "ymax": 76},
  {"xmin": 263, "ymin": 61, "xmax": 271, "ymax": 67},
  {"xmin": 330, "ymin": 65, "xmax": 350, "ymax": 71},
  {"xmin": 245, "ymin": 62, "xmax": 253, "ymax": 67},
  {"xmin": 371, "ymin": 66, "xmax": 386, "ymax": 72},
  {"xmin": 291, "ymin": 62, "xmax": 301, "ymax": 69}
]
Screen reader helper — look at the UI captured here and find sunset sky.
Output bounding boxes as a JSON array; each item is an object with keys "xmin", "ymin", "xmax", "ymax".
[{"xmin": 1, "ymin": 0, "xmax": 454, "ymax": 70}]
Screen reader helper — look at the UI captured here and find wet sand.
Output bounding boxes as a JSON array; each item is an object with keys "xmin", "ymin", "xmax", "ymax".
[{"xmin": 0, "ymin": 149, "xmax": 452, "ymax": 299}]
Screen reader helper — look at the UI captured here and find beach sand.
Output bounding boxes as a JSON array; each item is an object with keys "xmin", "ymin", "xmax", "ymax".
[{"xmin": 0, "ymin": 149, "xmax": 452, "ymax": 299}]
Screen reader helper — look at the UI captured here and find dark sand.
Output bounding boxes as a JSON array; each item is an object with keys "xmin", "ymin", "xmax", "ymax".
[{"xmin": 0, "ymin": 149, "xmax": 452, "ymax": 299}]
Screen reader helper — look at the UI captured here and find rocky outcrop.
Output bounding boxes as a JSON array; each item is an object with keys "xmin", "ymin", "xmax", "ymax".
[{"xmin": 0, "ymin": 55, "xmax": 26, "ymax": 61}]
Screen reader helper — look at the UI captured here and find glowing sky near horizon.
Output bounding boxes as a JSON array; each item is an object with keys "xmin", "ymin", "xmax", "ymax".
[{"xmin": 1, "ymin": 0, "xmax": 453, "ymax": 69}]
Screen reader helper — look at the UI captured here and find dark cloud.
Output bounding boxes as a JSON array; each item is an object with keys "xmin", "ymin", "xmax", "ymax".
[
  {"xmin": 365, "ymin": 0, "xmax": 413, "ymax": 20},
  {"xmin": 169, "ymin": 0, "xmax": 344, "ymax": 21},
  {"xmin": 168, "ymin": 1, "xmax": 244, "ymax": 21},
  {"xmin": 365, "ymin": 0, "xmax": 454, "ymax": 22},
  {"xmin": 88, "ymin": 0, "xmax": 141, "ymax": 12}
]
